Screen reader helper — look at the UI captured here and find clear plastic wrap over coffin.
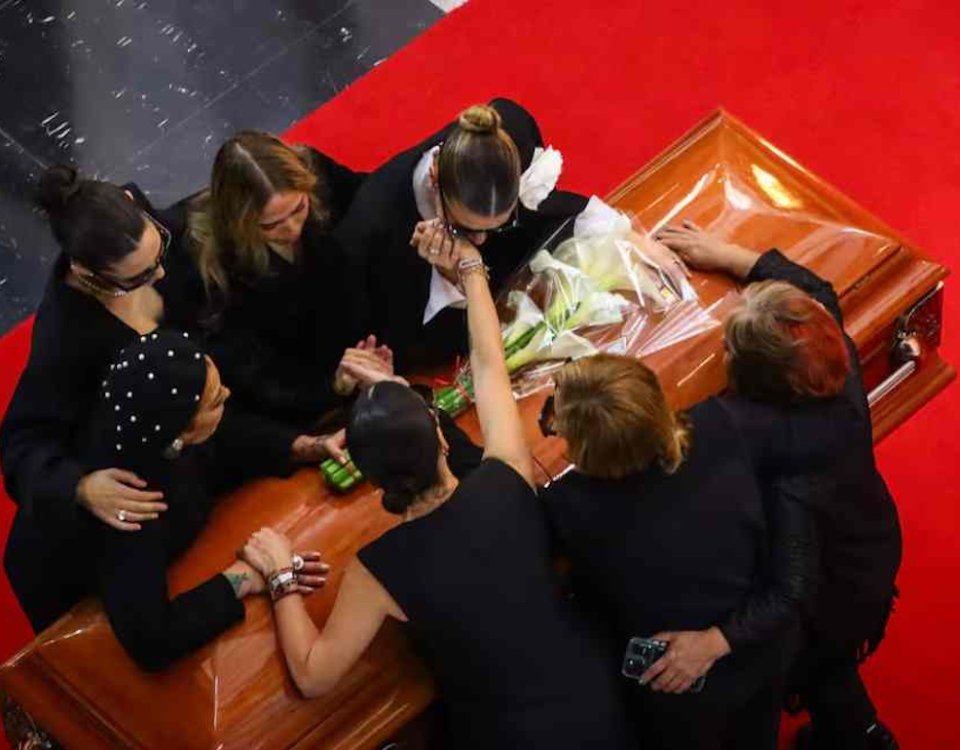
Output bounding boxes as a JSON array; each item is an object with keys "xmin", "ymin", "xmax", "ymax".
[{"xmin": 1, "ymin": 110, "xmax": 950, "ymax": 750}]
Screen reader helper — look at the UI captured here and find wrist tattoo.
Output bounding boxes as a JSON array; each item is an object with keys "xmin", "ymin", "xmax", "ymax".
[{"xmin": 225, "ymin": 571, "xmax": 249, "ymax": 598}]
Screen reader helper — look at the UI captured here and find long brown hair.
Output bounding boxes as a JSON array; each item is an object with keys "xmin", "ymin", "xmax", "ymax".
[
  {"xmin": 554, "ymin": 354, "xmax": 690, "ymax": 479},
  {"xmin": 436, "ymin": 104, "xmax": 521, "ymax": 217},
  {"xmin": 189, "ymin": 130, "xmax": 328, "ymax": 301},
  {"xmin": 725, "ymin": 280, "xmax": 851, "ymax": 402}
]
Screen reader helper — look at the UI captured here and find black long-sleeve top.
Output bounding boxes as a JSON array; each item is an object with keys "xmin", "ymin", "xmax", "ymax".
[
  {"xmin": 202, "ymin": 148, "xmax": 368, "ymax": 432},
  {"xmin": 334, "ymin": 98, "xmax": 588, "ymax": 372},
  {"xmin": 717, "ymin": 250, "xmax": 902, "ymax": 648},
  {"xmin": 543, "ymin": 397, "xmax": 807, "ymax": 691},
  {"xmin": 87, "ymin": 415, "xmax": 288, "ymax": 672}
]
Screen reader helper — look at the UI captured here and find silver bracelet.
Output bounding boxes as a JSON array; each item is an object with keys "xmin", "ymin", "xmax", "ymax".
[{"xmin": 456, "ymin": 258, "xmax": 490, "ymax": 292}]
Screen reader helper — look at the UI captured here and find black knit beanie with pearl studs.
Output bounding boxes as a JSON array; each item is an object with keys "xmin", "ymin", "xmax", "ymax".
[{"xmin": 95, "ymin": 330, "xmax": 208, "ymax": 469}]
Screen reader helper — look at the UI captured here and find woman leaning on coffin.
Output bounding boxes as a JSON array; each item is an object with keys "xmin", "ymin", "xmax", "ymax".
[
  {"xmin": 0, "ymin": 166, "xmax": 334, "ymax": 633},
  {"xmin": 239, "ymin": 235, "xmax": 632, "ymax": 750},
  {"xmin": 0, "ymin": 166, "xmax": 183, "ymax": 592},
  {"xmin": 186, "ymin": 131, "xmax": 393, "ymax": 461},
  {"xmin": 70, "ymin": 331, "xmax": 327, "ymax": 671},
  {"xmin": 540, "ymin": 353, "xmax": 812, "ymax": 750},
  {"xmin": 656, "ymin": 222, "xmax": 901, "ymax": 750},
  {"xmin": 333, "ymin": 99, "xmax": 587, "ymax": 371}
]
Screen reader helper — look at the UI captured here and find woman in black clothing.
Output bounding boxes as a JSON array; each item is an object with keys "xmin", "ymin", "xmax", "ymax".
[
  {"xmin": 240, "ymin": 237, "xmax": 631, "ymax": 750},
  {"xmin": 188, "ymin": 131, "xmax": 391, "ymax": 459},
  {"xmin": 658, "ymin": 222, "xmax": 901, "ymax": 750},
  {"xmin": 83, "ymin": 332, "xmax": 325, "ymax": 670},
  {"xmin": 0, "ymin": 166, "xmax": 339, "ymax": 631},
  {"xmin": 542, "ymin": 353, "xmax": 811, "ymax": 750},
  {"xmin": 334, "ymin": 99, "xmax": 588, "ymax": 371}
]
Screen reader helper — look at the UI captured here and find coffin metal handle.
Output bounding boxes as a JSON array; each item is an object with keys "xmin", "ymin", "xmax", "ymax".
[{"xmin": 867, "ymin": 334, "xmax": 922, "ymax": 408}]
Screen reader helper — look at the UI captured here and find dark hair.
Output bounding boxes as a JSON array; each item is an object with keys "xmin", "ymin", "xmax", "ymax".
[
  {"xmin": 725, "ymin": 281, "xmax": 851, "ymax": 402},
  {"xmin": 437, "ymin": 104, "xmax": 521, "ymax": 217},
  {"xmin": 346, "ymin": 382, "xmax": 440, "ymax": 515},
  {"xmin": 36, "ymin": 165, "xmax": 146, "ymax": 272}
]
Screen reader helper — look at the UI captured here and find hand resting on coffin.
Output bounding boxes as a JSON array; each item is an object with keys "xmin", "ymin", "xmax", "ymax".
[{"xmin": 656, "ymin": 220, "xmax": 761, "ymax": 279}]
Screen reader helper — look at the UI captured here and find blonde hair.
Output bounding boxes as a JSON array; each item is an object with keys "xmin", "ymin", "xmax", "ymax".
[
  {"xmin": 725, "ymin": 281, "xmax": 851, "ymax": 402},
  {"xmin": 554, "ymin": 354, "xmax": 690, "ymax": 479},
  {"xmin": 188, "ymin": 131, "xmax": 328, "ymax": 302},
  {"xmin": 436, "ymin": 104, "xmax": 521, "ymax": 217}
]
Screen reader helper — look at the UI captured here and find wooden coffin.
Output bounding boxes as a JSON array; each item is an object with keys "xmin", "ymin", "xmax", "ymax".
[{"xmin": 1, "ymin": 111, "xmax": 952, "ymax": 750}]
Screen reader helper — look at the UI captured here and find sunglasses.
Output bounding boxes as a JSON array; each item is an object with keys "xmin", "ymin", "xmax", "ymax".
[
  {"xmin": 538, "ymin": 394, "xmax": 557, "ymax": 437},
  {"xmin": 435, "ymin": 160, "xmax": 520, "ymax": 240},
  {"xmin": 75, "ymin": 213, "xmax": 170, "ymax": 295},
  {"xmin": 440, "ymin": 195, "xmax": 520, "ymax": 240}
]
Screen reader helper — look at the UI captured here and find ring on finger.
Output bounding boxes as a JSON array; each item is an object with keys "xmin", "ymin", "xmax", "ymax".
[
  {"xmin": 291, "ymin": 554, "xmax": 305, "ymax": 572},
  {"xmin": 117, "ymin": 509, "xmax": 127, "ymax": 522}
]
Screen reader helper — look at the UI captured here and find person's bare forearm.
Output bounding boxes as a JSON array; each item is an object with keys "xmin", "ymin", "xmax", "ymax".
[
  {"xmin": 724, "ymin": 245, "xmax": 762, "ymax": 280},
  {"xmin": 464, "ymin": 272, "xmax": 508, "ymax": 378},
  {"xmin": 274, "ymin": 594, "xmax": 324, "ymax": 694}
]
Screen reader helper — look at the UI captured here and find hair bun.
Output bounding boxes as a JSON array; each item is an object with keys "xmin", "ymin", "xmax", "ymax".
[
  {"xmin": 37, "ymin": 164, "xmax": 81, "ymax": 213},
  {"xmin": 381, "ymin": 476, "xmax": 422, "ymax": 515},
  {"xmin": 457, "ymin": 104, "xmax": 501, "ymax": 135}
]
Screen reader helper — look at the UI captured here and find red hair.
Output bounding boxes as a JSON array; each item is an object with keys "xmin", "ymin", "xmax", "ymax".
[{"xmin": 725, "ymin": 281, "xmax": 851, "ymax": 401}]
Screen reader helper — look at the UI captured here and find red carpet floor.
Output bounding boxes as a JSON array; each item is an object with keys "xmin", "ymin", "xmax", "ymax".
[{"xmin": 2, "ymin": 0, "xmax": 959, "ymax": 746}]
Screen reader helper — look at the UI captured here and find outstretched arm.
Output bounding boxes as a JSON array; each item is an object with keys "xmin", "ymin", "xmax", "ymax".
[{"xmin": 243, "ymin": 528, "xmax": 401, "ymax": 698}]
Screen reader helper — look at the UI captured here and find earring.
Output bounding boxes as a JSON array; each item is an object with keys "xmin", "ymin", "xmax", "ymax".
[{"xmin": 163, "ymin": 437, "xmax": 184, "ymax": 460}]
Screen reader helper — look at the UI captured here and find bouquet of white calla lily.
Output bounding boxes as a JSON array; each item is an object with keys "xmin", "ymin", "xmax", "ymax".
[
  {"xmin": 501, "ymin": 291, "xmax": 546, "ymax": 352},
  {"xmin": 561, "ymin": 290, "xmax": 630, "ymax": 331}
]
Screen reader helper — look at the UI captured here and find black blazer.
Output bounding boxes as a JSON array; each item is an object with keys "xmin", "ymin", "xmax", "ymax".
[
  {"xmin": 201, "ymin": 148, "xmax": 368, "ymax": 431},
  {"xmin": 0, "ymin": 188, "xmax": 296, "ymax": 631},
  {"xmin": 0, "ymin": 188, "xmax": 205, "ymax": 529},
  {"xmin": 334, "ymin": 98, "xmax": 588, "ymax": 371},
  {"xmin": 543, "ymin": 398, "xmax": 810, "ymax": 699}
]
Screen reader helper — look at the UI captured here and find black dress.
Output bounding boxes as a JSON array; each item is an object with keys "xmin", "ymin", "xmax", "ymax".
[
  {"xmin": 334, "ymin": 98, "xmax": 588, "ymax": 371},
  {"xmin": 202, "ymin": 148, "xmax": 368, "ymax": 435},
  {"xmin": 543, "ymin": 398, "xmax": 809, "ymax": 750},
  {"xmin": 359, "ymin": 458, "xmax": 631, "ymax": 750},
  {"xmin": 716, "ymin": 250, "xmax": 902, "ymax": 741}
]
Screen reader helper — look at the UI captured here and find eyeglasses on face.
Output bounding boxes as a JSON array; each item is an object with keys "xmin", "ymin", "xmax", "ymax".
[
  {"xmin": 538, "ymin": 394, "xmax": 557, "ymax": 437},
  {"xmin": 441, "ymin": 196, "xmax": 520, "ymax": 240},
  {"xmin": 76, "ymin": 213, "xmax": 170, "ymax": 295},
  {"xmin": 435, "ymin": 164, "xmax": 520, "ymax": 240}
]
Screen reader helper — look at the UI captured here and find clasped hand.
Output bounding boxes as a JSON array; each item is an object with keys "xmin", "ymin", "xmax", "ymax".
[
  {"xmin": 241, "ymin": 527, "xmax": 330, "ymax": 595},
  {"xmin": 410, "ymin": 219, "xmax": 481, "ymax": 283}
]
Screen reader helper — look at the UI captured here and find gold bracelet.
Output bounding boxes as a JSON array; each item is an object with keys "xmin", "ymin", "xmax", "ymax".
[{"xmin": 457, "ymin": 259, "xmax": 490, "ymax": 292}]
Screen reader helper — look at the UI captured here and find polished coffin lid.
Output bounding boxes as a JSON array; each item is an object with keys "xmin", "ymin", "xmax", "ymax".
[{"xmin": 1, "ymin": 111, "xmax": 952, "ymax": 750}]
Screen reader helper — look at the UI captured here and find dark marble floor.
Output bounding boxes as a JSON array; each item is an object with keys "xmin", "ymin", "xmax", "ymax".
[{"xmin": 0, "ymin": 0, "xmax": 444, "ymax": 335}]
